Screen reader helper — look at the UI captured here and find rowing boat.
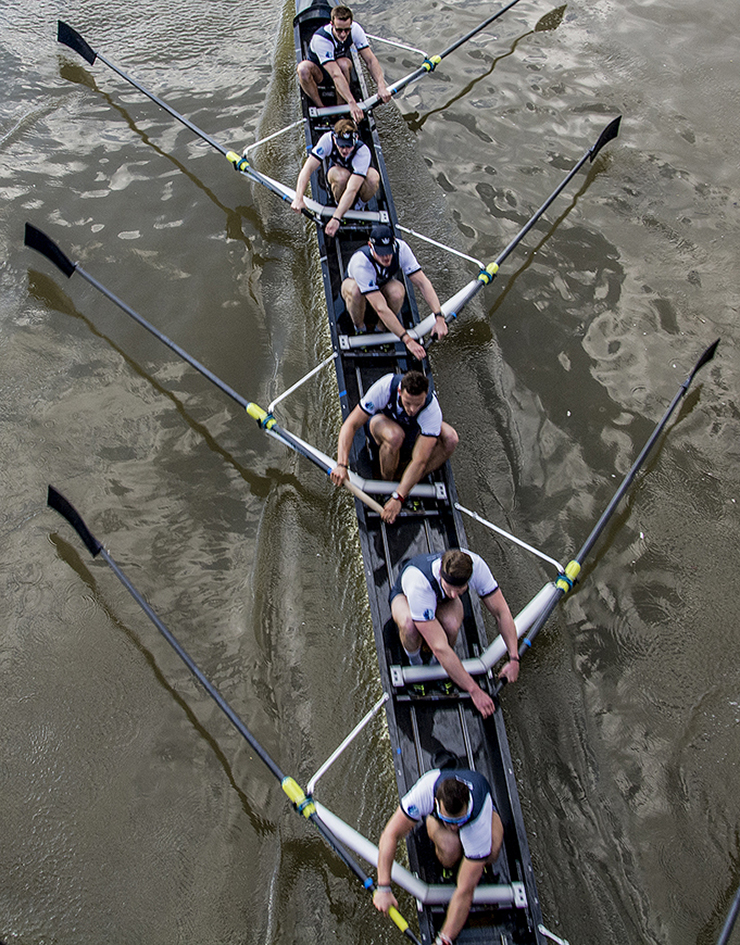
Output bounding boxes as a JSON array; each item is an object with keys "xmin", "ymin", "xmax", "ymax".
[{"xmin": 290, "ymin": 2, "xmax": 546, "ymax": 942}]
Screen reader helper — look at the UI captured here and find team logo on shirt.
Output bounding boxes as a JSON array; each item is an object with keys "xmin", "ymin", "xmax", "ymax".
[
  {"xmin": 368, "ymin": 280, "xmax": 377, "ymax": 288},
  {"xmin": 423, "ymin": 608, "xmax": 435, "ymax": 620},
  {"xmin": 407, "ymin": 803, "xmax": 419, "ymax": 817},
  {"xmin": 364, "ymin": 399, "xmax": 375, "ymax": 411}
]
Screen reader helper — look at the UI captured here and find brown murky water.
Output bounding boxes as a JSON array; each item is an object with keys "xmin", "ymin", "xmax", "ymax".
[{"xmin": 1, "ymin": 0, "xmax": 738, "ymax": 943}]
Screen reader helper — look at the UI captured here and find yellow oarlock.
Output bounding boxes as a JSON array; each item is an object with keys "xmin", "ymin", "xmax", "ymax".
[
  {"xmin": 556, "ymin": 559, "xmax": 581, "ymax": 594},
  {"xmin": 478, "ymin": 262, "xmax": 499, "ymax": 285},
  {"xmin": 246, "ymin": 402, "xmax": 276, "ymax": 430},
  {"xmin": 281, "ymin": 776, "xmax": 316, "ymax": 818}
]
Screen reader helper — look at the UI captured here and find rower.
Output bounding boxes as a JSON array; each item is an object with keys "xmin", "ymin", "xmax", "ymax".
[
  {"xmin": 341, "ymin": 224, "xmax": 446, "ymax": 361},
  {"xmin": 374, "ymin": 765, "xmax": 504, "ymax": 944},
  {"xmin": 291, "ymin": 118, "xmax": 380, "ymax": 238},
  {"xmin": 330, "ymin": 370, "xmax": 457, "ymax": 524},
  {"xmin": 297, "ymin": 4, "xmax": 391, "ymax": 123},
  {"xmin": 389, "ymin": 549, "xmax": 520, "ymax": 716}
]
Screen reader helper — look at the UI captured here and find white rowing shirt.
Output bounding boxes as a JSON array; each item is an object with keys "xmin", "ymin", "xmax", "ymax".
[
  {"xmin": 360, "ymin": 374, "xmax": 443, "ymax": 438},
  {"xmin": 310, "ymin": 131, "xmax": 372, "ymax": 178},
  {"xmin": 309, "ymin": 22, "xmax": 370, "ymax": 64},
  {"xmin": 346, "ymin": 238, "xmax": 421, "ymax": 295},
  {"xmin": 401, "ymin": 768, "xmax": 495, "ymax": 860},
  {"xmin": 401, "ymin": 551, "xmax": 498, "ymax": 623}
]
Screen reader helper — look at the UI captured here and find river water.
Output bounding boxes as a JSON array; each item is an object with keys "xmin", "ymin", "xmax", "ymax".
[{"xmin": 1, "ymin": 0, "xmax": 738, "ymax": 943}]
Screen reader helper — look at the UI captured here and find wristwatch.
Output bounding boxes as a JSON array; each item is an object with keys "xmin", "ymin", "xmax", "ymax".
[{"xmin": 391, "ymin": 491, "xmax": 406, "ymax": 504}]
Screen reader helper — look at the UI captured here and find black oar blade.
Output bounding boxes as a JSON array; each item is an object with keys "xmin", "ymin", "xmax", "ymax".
[
  {"xmin": 689, "ymin": 338, "xmax": 719, "ymax": 380},
  {"xmin": 48, "ymin": 486, "xmax": 102, "ymax": 557},
  {"xmin": 589, "ymin": 115, "xmax": 622, "ymax": 163},
  {"xmin": 24, "ymin": 223, "xmax": 77, "ymax": 278},
  {"xmin": 58, "ymin": 21, "xmax": 97, "ymax": 66}
]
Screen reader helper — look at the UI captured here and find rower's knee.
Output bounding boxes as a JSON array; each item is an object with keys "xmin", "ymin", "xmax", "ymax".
[{"xmin": 443, "ymin": 425, "xmax": 459, "ymax": 458}]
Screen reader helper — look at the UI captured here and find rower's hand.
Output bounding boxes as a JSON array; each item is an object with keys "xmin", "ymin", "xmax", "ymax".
[
  {"xmin": 431, "ymin": 317, "xmax": 448, "ymax": 341},
  {"xmin": 497, "ymin": 659, "xmax": 520, "ymax": 686},
  {"xmin": 471, "ymin": 686, "xmax": 496, "ymax": 718},
  {"xmin": 349, "ymin": 101, "xmax": 364, "ymax": 124},
  {"xmin": 381, "ymin": 496, "xmax": 402, "ymax": 524},
  {"xmin": 290, "ymin": 195, "xmax": 304, "ymax": 214},
  {"xmin": 325, "ymin": 217, "xmax": 341, "ymax": 238},
  {"xmin": 404, "ymin": 335, "xmax": 426, "ymax": 361},
  {"xmin": 331, "ymin": 464, "xmax": 349, "ymax": 487},
  {"xmin": 373, "ymin": 888, "xmax": 398, "ymax": 915},
  {"xmin": 378, "ymin": 83, "xmax": 392, "ymax": 104}
]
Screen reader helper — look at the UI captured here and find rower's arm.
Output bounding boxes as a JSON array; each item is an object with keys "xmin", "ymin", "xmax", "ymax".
[
  {"xmin": 396, "ymin": 434, "xmax": 436, "ymax": 498},
  {"xmin": 323, "ymin": 59, "xmax": 360, "ymax": 112},
  {"xmin": 333, "ymin": 172, "xmax": 365, "ymax": 220},
  {"xmin": 376, "ymin": 807, "xmax": 415, "ymax": 886},
  {"xmin": 408, "ymin": 269, "xmax": 443, "ymax": 317},
  {"xmin": 365, "ymin": 290, "xmax": 408, "ymax": 337},
  {"xmin": 416, "ymin": 618, "xmax": 495, "ymax": 717},
  {"xmin": 336, "ymin": 403, "xmax": 370, "ymax": 466},
  {"xmin": 482, "ymin": 589, "xmax": 520, "ymax": 684},
  {"xmin": 358, "ymin": 47, "xmax": 391, "ymax": 101},
  {"xmin": 439, "ymin": 858, "xmax": 487, "ymax": 941},
  {"xmin": 292, "ymin": 154, "xmax": 321, "ymax": 209}
]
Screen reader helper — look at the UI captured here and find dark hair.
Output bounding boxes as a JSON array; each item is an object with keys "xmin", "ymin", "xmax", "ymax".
[
  {"xmin": 440, "ymin": 550, "xmax": 473, "ymax": 586},
  {"xmin": 331, "ymin": 6, "xmax": 353, "ymax": 22},
  {"xmin": 400, "ymin": 371, "xmax": 429, "ymax": 397},
  {"xmin": 436, "ymin": 777, "xmax": 469, "ymax": 817}
]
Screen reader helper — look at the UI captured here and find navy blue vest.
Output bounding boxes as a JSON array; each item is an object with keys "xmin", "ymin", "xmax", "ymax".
[
  {"xmin": 328, "ymin": 139, "xmax": 362, "ymax": 171},
  {"xmin": 399, "ymin": 552, "xmax": 445, "ymax": 604},
  {"xmin": 308, "ymin": 23, "xmax": 354, "ymax": 64},
  {"xmin": 434, "ymin": 769, "xmax": 493, "ymax": 820},
  {"xmin": 381, "ymin": 374, "xmax": 434, "ymax": 441},
  {"xmin": 358, "ymin": 243, "xmax": 401, "ymax": 288}
]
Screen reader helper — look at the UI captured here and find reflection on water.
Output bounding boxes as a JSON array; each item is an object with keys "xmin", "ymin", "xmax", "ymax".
[{"xmin": 1, "ymin": 0, "xmax": 738, "ymax": 943}]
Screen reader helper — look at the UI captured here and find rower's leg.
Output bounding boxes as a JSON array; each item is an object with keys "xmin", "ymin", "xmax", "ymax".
[
  {"xmin": 381, "ymin": 278, "xmax": 406, "ymax": 316},
  {"xmin": 296, "ymin": 60, "xmax": 326, "ymax": 108},
  {"xmin": 327, "ymin": 165, "xmax": 350, "ymax": 204},
  {"xmin": 424, "ymin": 422, "xmax": 459, "ymax": 474},
  {"xmin": 341, "ymin": 277, "xmax": 368, "ymax": 331},
  {"xmin": 359, "ymin": 167, "xmax": 381, "ymax": 202},
  {"xmin": 369, "ymin": 414, "xmax": 404, "ymax": 480},
  {"xmin": 436, "ymin": 598, "xmax": 464, "ymax": 648},
  {"xmin": 333, "ymin": 58, "xmax": 354, "ymax": 104},
  {"xmin": 425, "ymin": 815, "xmax": 463, "ymax": 868},
  {"xmin": 391, "ymin": 593, "xmax": 423, "ymax": 662}
]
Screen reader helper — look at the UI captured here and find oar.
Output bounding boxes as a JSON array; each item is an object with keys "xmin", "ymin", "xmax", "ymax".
[
  {"xmin": 25, "ymin": 223, "xmax": 383, "ymax": 515},
  {"xmin": 717, "ymin": 884, "xmax": 740, "ymax": 945},
  {"xmin": 47, "ymin": 485, "xmax": 420, "ymax": 945},
  {"xmin": 55, "ymin": 21, "xmax": 327, "ymax": 225},
  {"xmin": 315, "ymin": 0, "xmax": 526, "ymax": 117},
  {"xmin": 494, "ymin": 338, "xmax": 720, "ymax": 694},
  {"xmin": 345, "ymin": 116, "xmax": 622, "ymax": 350}
]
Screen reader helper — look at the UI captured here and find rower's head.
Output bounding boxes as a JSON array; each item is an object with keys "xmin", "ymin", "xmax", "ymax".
[
  {"xmin": 398, "ymin": 370, "xmax": 429, "ymax": 418},
  {"xmin": 369, "ymin": 224, "xmax": 396, "ymax": 264},
  {"xmin": 330, "ymin": 5, "xmax": 353, "ymax": 39},
  {"xmin": 439, "ymin": 550, "xmax": 473, "ymax": 599},
  {"xmin": 333, "ymin": 118, "xmax": 358, "ymax": 154},
  {"xmin": 434, "ymin": 777, "xmax": 472, "ymax": 831}
]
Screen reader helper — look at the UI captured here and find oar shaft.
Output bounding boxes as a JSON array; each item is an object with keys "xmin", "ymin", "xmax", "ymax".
[
  {"xmin": 574, "ymin": 339, "xmax": 718, "ymax": 566},
  {"xmin": 437, "ymin": 0, "xmax": 524, "ymax": 61},
  {"xmin": 717, "ymin": 884, "xmax": 740, "ymax": 945},
  {"xmin": 495, "ymin": 339, "xmax": 719, "ymax": 691},
  {"xmin": 25, "ymin": 224, "xmax": 382, "ymax": 513},
  {"xmin": 57, "ymin": 22, "xmax": 317, "ymax": 220},
  {"xmin": 48, "ymin": 486, "xmax": 420, "ymax": 945}
]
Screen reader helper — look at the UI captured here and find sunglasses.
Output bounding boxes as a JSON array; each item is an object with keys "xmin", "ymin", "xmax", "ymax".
[
  {"xmin": 333, "ymin": 26, "xmax": 352, "ymax": 34},
  {"xmin": 434, "ymin": 799, "xmax": 470, "ymax": 826}
]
